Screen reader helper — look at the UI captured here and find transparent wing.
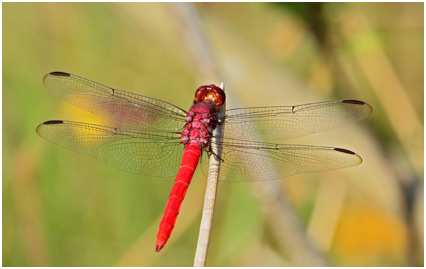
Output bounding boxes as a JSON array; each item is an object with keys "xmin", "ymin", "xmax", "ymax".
[
  {"xmin": 36, "ymin": 120, "xmax": 183, "ymax": 177},
  {"xmin": 222, "ymin": 100, "xmax": 373, "ymax": 141},
  {"xmin": 43, "ymin": 72, "xmax": 187, "ymax": 130},
  {"xmin": 211, "ymin": 138, "xmax": 362, "ymax": 182}
]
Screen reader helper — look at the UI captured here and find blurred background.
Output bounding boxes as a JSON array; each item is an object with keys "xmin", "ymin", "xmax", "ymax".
[{"xmin": 3, "ymin": 2, "xmax": 423, "ymax": 266}]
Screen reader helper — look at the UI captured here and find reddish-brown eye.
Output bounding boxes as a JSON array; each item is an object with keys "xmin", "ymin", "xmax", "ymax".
[
  {"xmin": 194, "ymin": 84, "xmax": 226, "ymax": 108},
  {"xmin": 194, "ymin": 86, "xmax": 207, "ymax": 102}
]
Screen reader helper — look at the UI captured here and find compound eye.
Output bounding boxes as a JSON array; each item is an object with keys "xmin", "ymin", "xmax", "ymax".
[
  {"xmin": 194, "ymin": 86, "xmax": 208, "ymax": 103},
  {"xmin": 194, "ymin": 84, "xmax": 226, "ymax": 108},
  {"xmin": 211, "ymin": 86, "xmax": 225, "ymax": 106}
]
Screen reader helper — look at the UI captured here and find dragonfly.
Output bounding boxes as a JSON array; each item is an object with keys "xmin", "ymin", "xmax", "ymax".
[{"xmin": 36, "ymin": 72, "xmax": 373, "ymax": 252}]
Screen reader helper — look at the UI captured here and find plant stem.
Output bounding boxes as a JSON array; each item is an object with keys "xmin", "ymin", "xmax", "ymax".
[{"xmin": 193, "ymin": 82, "xmax": 226, "ymax": 267}]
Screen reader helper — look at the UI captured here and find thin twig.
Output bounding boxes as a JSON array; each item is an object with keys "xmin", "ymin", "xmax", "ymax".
[{"xmin": 193, "ymin": 82, "xmax": 226, "ymax": 267}]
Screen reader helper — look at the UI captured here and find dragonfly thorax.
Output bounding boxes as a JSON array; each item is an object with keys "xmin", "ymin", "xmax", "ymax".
[{"xmin": 180, "ymin": 102, "xmax": 218, "ymax": 148}]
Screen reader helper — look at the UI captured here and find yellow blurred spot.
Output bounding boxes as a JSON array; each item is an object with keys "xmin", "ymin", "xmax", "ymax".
[
  {"xmin": 266, "ymin": 17, "xmax": 305, "ymax": 58},
  {"xmin": 332, "ymin": 203, "xmax": 408, "ymax": 266},
  {"xmin": 60, "ymin": 103, "xmax": 107, "ymax": 125},
  {"xmin": 60, "ymin": 103, "xmax": 113, "ymax": 144},
  {"xmin": 308, "ymin": 58, "xmax": 334, "ymax": 95}
]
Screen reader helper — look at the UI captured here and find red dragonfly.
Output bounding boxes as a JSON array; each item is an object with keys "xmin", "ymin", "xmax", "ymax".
[{"xmin": 37, "ymin": 72, "xmax": 373, "ymax": 252}]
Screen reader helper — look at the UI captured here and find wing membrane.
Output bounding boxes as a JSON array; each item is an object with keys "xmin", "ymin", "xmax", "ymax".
[
  {"xmin": 36, "ymin": 120, "xmax": 183, "ymax": 177},
  {"xmin": 213, "ymin": 138, "xmax": 362, "ymax": 182},
  {"xmin": 223, "ymin": 100, "xmax": 373, "ymax": 141},
  {"xmin": 43, "ymin": 72, "xmax": 187, "ymax": 130}
]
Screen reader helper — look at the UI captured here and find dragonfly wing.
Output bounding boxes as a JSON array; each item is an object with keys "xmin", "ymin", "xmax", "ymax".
[
  {"xmin": 36, "ymin": 120, "xmax": 183, "ymax": 177},
  {"xmin": 43, "ymin": 72, "xmax": 187, "ymax": 130},
  {"xmin": 213, "ymin": 139, "xmax": 362, "ymax": 182},
  {"xmin": 222, "ymin": 100, "xmax": 373, "ymax": 141}
]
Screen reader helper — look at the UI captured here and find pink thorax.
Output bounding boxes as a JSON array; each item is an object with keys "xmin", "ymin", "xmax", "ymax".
[{"xmin": 180, "ymin": 102, "xmax": 218, "ymax": 148}]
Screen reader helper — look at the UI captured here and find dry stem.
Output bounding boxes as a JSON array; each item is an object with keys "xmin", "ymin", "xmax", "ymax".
[{"xmin": 193, "ymin": 82, "xmax": 226, "ymax": 267}]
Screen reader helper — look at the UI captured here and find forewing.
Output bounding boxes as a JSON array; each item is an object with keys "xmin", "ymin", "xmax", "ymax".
[
  {"xmin": 36, "ymin": 120, "xmax": 183, "ymax": 177},
  {"xmin": 43, "ymin": 72, "xmax": 187, "ymax": 130},
  {"xmin": 223, "ymin": 100, "xmax": 373, "ymax": 141},
  {"xmin": 214, "ymin": 138, "xmax": 362, "ymax": 182}
]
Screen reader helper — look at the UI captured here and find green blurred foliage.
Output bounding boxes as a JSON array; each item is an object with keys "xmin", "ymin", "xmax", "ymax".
[{"xmin": 3, "ymin": 2, "xmax": 423, "ymax": 266}]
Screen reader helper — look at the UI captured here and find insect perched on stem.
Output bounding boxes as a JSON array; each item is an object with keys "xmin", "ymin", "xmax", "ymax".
[{"xmin": 37, "ymin": 72, "xmax": 373, "ymax": 253}]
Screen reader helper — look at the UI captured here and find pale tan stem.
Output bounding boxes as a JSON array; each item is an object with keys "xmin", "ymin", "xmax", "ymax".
[{"xmin": 193, "ymin": 82, "xmax": 226, "ymax": 267}]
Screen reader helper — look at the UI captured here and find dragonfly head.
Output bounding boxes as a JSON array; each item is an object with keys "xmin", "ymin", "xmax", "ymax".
[{"xmin": 194, "ymin": 84, "xmax": 226, "ymax": 109}]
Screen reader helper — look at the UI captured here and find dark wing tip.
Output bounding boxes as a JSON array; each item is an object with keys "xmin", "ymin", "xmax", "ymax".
[
  {"xmin": 36, "ymin": 120, "xmax": 64, "ymax": 135},
  {"xmin": 36, "ymin": 120, "xmax": 64, "ymax": 133},
  {"xmin": 334, "ymin": 147, "xmax": 355, "ymax": 155},
  {"xmin": 48, "ymin": 71, "xmax": 71, "ymax": 77},
  {"xmin": 43, "ymin": 120, "xmax": 64, "ymax": 125},
  {"xmin": 342, "ymin": 99, "xmax": 373, "ymax": 115},
  {"xmin": 334, "ymin": 147, "xmax": 363, "ymax": 164},
  {"xmin": 342, "ymin": 99, "xmax": 366, "ymax": 105},
  {"xmin": 43, "ymin": 72, "xmax": 71, "ymax": 85}
]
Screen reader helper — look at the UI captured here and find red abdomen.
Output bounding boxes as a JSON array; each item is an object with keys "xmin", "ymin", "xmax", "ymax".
[{"xmin": 156, "ymin": 144, "xmax": 201, "ymax": 252}]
